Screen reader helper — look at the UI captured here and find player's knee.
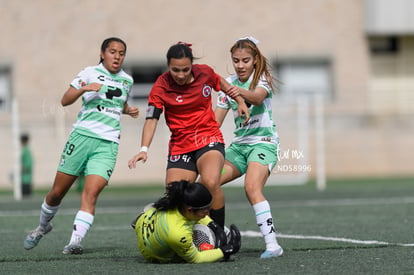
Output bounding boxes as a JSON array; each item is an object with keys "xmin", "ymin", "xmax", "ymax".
[
  {"xmin": 200, "ymin": 178, "xmax": 220, "ymax": 189},
  {"xmin": 244, "ymin": 183, "xmax": 262, "ymax": 199},
  {"xmin": 46, "ymin": 193, "xmax": 63, "ymax": 205}
]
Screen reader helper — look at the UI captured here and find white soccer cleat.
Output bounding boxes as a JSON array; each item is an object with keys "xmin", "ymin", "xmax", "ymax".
[
  {"xmin": 62, "ymin": 236, "xmax": 83, "ymax": 255},
  {"xmin": 260, "ymin": 246, "xmax": 284, "ymax": 259}
]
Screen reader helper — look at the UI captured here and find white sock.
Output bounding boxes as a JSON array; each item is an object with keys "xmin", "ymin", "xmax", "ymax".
[
  {"xmin": 69, "ymin": 210, "xmax": 94, "ymax": 244},
  {"xmin": 39, "ymin": 199, "xmax": 60, "ymax": 230},
  {"xmin": 253, "ymin": 200, "xmax": 280, "ymax": 251}
]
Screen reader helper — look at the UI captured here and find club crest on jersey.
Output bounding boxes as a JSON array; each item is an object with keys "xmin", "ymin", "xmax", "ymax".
[
  {"xmin": 169, "ymin": 155, "xmax": 181, "ymax": 162},
  {"xmin": 202, "ymin": 85, "xmax": 212, "ymax": 97},
  {"xmin": 122, "ymin": 80, "xmax": 130, "ymax": 91}
]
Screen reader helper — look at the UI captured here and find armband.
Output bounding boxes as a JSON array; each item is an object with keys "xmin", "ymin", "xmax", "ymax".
[{"xmin": 145, "ymin": 105, "xmax": 162, "ymax": 119}]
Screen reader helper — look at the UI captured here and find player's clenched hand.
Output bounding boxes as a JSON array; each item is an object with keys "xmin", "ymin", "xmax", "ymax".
[
  {"xmin": 220, "ymin": 224, "xmax": 241, "ymax": 261},
  {"xmin": 207, "ymin": 222, "xmax": 227, "ymax": 248},
  {"xmin": 128, "ymin": 152, "xmax": 147, "ymax": 168},
  {"xmin": 237, "ymin": 100, "xmax": 250, "ymax": 125},
  {"xmin": 83, "ymin": 82, "xmax": 103, "ymax": 92},
  {"xmin": 127, "ymin": 106, "xmax": 139, "ymax": 118}
]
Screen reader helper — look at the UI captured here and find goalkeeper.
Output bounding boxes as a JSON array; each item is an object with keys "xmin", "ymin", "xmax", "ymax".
[{"xmin": 131, "ymin": 180, "xmax": 241, "ymax": 263}]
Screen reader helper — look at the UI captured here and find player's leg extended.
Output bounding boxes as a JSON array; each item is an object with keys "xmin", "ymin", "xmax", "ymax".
[
  {"xmin": 244, "ymin": 162, "xmax": 268, "ymax": 205},
  {"xmin": 196, "ymin": 149, "xmax": 225, "ymax": 227},
  {"xmin": 63, "ymin": 174, "xmax": 107, "ymax": 255},
  {"xmin": 245, "ymin": 162, "xmax": 283, "ymax": 258},
  {"xmin": 63, "ymin": 139, "xmax": 116, "ymax": 255},
  {"xmin": 23, "ymin": 172, "xmax": 77, "ymax": 250}
]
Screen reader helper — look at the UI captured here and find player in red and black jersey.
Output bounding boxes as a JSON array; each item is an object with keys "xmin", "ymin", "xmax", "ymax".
[{"xmin": 128, "ymin": 42, "xmax": 249, "ymax": 228}]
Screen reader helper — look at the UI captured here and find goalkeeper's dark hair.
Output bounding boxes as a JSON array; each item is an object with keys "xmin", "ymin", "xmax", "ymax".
[{"xmin": 153, "ymin": 180, "xmax": 212, "ymax": 211}]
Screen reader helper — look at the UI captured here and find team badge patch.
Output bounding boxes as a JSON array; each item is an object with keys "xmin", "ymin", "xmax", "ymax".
[
  {"xmin": 146, "ymin": 105, "xmax": 155, "ymax": 118},
  {"xmin": 122, "ymin": 80, "xmax": 130, "ymax": 91},
  {"xmin": 169, "ymin": 155, "xmax": 181, "ymax": 162},
  {"xmin": 217, "ymin": 93, "xmax": 228, "ymax": 104},
  {"xmin": 77, "ymin": 78, "xmax": 86, "ymax": 87},
  {"xmin": 202, "ymin": 85, "xmax": 212, "ymax": 97}
]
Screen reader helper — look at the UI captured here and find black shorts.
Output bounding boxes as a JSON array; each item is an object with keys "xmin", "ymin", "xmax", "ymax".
[{"xmin": 167, "ymin": 142, "xmax": 225, "ymax": 172}]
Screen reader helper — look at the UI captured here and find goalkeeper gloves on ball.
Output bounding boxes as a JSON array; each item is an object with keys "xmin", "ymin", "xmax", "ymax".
[
  {"xmin": 220, "ymin": 224, "xmax": 241, "ymax": 260},
  {"xmin": 207, "ymin": 221, "xmax": 227, "ymax": 248}
]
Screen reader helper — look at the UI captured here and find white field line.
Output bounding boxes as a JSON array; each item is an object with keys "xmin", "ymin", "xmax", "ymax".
[
  {"xmin": 3, "ymin": 195, "xmax": 414, "ymax": 217},
  {"xmin": 242, "ymin": 230, "xmax": 414, "ymax": 247}
]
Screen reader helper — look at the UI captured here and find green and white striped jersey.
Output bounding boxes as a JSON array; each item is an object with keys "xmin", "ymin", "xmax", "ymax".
[
  {"xmin": 216, "ymin": 73, "xmax": 278, "ymax": 145},
  {"xmin": 69, "ymin": 63, "xmax": 133, "ymax": 143}
]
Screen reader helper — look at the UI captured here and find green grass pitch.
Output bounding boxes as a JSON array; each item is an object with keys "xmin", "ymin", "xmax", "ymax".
[{"xmin": 1, "ymin": 177, "xmax": 414, "ymax": 274}]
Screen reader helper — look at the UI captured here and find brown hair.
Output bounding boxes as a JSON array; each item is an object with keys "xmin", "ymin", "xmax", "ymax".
[{"xmin": 230, "ymin": 39, "xmax": 275, "ymax": 92}]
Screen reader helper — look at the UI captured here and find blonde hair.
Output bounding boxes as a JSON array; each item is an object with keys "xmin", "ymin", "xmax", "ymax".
[{"xmin": 230, "ymin": 39, "xmax": 275, "ymax": 92}]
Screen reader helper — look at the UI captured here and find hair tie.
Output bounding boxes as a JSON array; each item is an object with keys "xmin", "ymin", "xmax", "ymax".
[
  {"xmin": 177, "ymin": 41, "xmax": 193, "ymax": 50},
  {"xmin": 237, "ymin": 36, "xmax": 260, "ymax": 45}
]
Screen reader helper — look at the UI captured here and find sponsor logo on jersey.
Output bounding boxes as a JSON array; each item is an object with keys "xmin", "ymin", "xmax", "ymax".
[
  {"xmin": 176, "ymin": 95, "xmax": 183, "ymax": 103},
  {"xmin": 96, "ymin": 105, "xmax": 121, "ymax": 115},
  {"xmin": 97, "ymin": 105, "xmax": 105, "ymax": 112},
  {"xmin": 98, "ymin": 74, "xmax": 124, "ymax": 84},
  {"xmin": 107, "ymin": 169, "xmax": 113, "ymax": 177},
  {"xmin": 202, "ymin": 85, "xmax": 212, "ymax": 97},
  {"xmin": 261, "ymin": 137, "xmax": 272, "ymax": 142}
]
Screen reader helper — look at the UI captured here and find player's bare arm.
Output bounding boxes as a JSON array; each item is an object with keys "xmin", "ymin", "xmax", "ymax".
[
  {"xmin": 238, "ymin": 86, "xmax": 268, "ymax": 106},
  {"xmin": 61, "ymin": 83, "xmax": 103, "ymax": 106},
  {"xmin": 219, "ymin": 77, "xmax": 250, "ymax": 124}
]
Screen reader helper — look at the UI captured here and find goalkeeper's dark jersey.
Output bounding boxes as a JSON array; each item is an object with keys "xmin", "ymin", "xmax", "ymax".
[{"xmin": 135, "ymin": 207, "xmax": 224, "ymax": 263}]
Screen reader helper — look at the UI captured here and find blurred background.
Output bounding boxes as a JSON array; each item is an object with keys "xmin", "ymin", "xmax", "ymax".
[{"xmin": 0, "ymin": 0, "xmax": 413, "ymax": 194}]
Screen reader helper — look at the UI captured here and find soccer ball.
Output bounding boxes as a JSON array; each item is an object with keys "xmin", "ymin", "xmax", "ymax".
[{"xmin": 192, "ymin": 223, "xmax": 216, "ymax": 251}]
